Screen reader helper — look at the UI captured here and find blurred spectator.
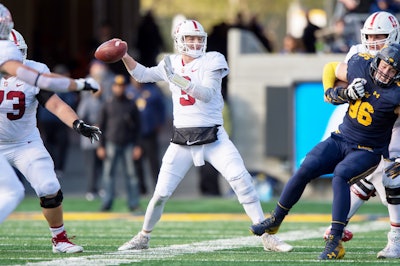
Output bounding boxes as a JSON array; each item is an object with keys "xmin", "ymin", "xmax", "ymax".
[
  {"xmin": 248, "ymin": 14, "xmax": 274, "ymax": 52},
  {"xmin": 77, "ymin": 89, "xmax": 103, "ymax": 201},
  {"xmin": 88, "ymin": 60, "xmax": 115, "ymax": 102},
  {"xmin": 339, "ymin": 0, "xmax": 374, "ymax": 13},
  {"xmin": 37, "ymin": 64, "xmax": 78, "ymax": 178},
  {"xmin": 136, "ymin": 10, "xmax": 165, "ymax": 67},
  {"xmin": 280, "ymin": 34, "xmax": 304, "ymax": 54},
  {"xmin": 335, "ymin": 0, "xmax": 374, "ymax": 46},
  {"xmin": 128, "ymin": 78, "xmax": 167, "ymax": 195},
  {"xmin": 78, "ymin": 60, "xmax": 115, "ymax": 201},
  {"xmin": 302, "ymin": 10, "xmax": 321, "ymax": 53},
  {"xmin": 232, "ymin": 12, "xmax": 247, "ymax": 29},
  {"xmin": 370, "ymin": 0, "xmax": 400, "ymax": 13},
  {"xmin": 317, "ymin": 18, "xmax": 351, "ymax": 53},
  {"xmin": 97, "ymin": 75, "xmax": 142, "ymax": 212}
]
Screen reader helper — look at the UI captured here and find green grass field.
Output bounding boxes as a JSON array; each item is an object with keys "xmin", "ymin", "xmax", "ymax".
[{"xmin": 0, "ymin": 196, "xmax": 396, "ymax": 265}]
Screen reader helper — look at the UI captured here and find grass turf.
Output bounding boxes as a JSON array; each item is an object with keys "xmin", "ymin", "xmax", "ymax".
[{"xmin": 0, "ymin": 196, "xmax": 394, "ymax": 265}]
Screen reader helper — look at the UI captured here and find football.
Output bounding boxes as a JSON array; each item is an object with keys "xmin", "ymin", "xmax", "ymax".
[
  {"xmin": 334, "ymin": 79, "xmax": 348, "ymax": 88},
  {"xmin": 94, "ymin": 38, "xmax": 127, "ymax": 63}
]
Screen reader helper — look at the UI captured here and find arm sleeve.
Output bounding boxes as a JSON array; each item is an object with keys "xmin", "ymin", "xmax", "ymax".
[
  {"xmin": 129, "ymin": 62, "xmax": 165, "ymax": 83},
  {"xmin": 16, "ymin": 66, "xmax": 71, "ymax": 92},
  {"xmin": 322, "ymin": 62, "xmax": 340, "ymax": 91},
  {"xmin": 184, "ymin": 70, "xmax": 221, "ymax": 103}
]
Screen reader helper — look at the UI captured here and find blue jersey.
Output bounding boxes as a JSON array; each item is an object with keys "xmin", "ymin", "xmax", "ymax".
[{"xmin": 337, "ymin": 53, "xmax": 400, "ymax": 152}]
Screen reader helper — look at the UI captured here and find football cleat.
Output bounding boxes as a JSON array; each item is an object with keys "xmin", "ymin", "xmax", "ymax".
[
  {"xmin": 377, "ymin": 230, "xmax": 400, "ymax": 259},
  {"xmin": 261, "ymin": 233, "xmax": 293, "ymax": 252},
  {"xmin": 118, "ymin": 232, "xmax": 150, "ymax": 251},
  {"xmin": 52, "ymin": 231, "xmax": 83, "ymax": 253},
  {"xmin": 318, "ymin": 234, "xmax": 345, "ymax": 260},
  {"xmin": 250, "ymin": 212, "xmax": 282, "ymax": 236},
  {"xmin": 324, "ymin": 226, "xmax": 353, "ymax": 242}
]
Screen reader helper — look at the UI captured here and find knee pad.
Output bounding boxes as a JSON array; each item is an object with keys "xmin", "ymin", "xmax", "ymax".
[
  {"xmin": 227, "ymin": 171, "xmax": 259, "ymax": 204},
  {"xmin": 386, "ymin": 186, "xmax": 400, "ymax": 205},
  {"xmin": 40, "ymin": 190, "xmax": 63, "ymax": 208},
  {"xmin": 351, "ymin": 178, "xmax": 376, "ymax": 201}
]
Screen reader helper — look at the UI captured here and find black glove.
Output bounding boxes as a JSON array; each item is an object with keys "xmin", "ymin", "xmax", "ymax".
[
  {"xmin": 73, "ymin": 119, "xmax": 102, "ymax": 143},
  {"xmin": 385, "ymin": 159, "xmax": 400, "ymax": 179}
]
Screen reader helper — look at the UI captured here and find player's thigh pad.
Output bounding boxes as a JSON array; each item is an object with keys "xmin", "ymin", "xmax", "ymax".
[
  {"xmin": 11, "ymin": 141, "xmax": 60, "ymax": 197},
  {"xmin": 155, "ymin": 144, "xmax": 193, "ymax": 197}
]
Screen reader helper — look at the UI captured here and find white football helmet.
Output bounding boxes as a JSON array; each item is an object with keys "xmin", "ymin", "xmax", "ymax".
[
  {"xmin": 9, "ymin": 29, "xmax": 27, "ymax": 61},
  {"xmin": 0, "ymin": 4, "xmax": 14, "ymax": 40},
  {"xmin": 361, "ymin": 11, "xmax": 400, "ymax": 55},
  {"xmin": 173, "ymin": 19, "xmax": 207, "ymax": 58}
]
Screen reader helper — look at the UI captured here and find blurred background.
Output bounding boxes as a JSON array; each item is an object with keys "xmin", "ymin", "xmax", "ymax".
[{"xmin": 3, "ymin": 0, "xmax": 396, "ymax": 201}]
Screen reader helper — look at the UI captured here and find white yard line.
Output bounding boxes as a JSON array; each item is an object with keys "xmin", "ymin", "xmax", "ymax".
[{"xmin": 23, "ymin": 221, "xmax": 388, "ymax": 266}]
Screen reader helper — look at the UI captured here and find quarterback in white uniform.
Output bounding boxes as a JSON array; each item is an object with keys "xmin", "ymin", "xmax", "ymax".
[
  {"xmin": 322, "ymin": 11, "xmax": 400, "ymax": 258},
  {"xmin": 0, "ymin": 3, "xmax": 99, "ymax": 228},
  {"xmin": 117, "ymin": 19, "xmax": 293, "ymax": 253},
  {"xmin": 0, "ymin": 28, "xmax": 101, "ymax": 253}
]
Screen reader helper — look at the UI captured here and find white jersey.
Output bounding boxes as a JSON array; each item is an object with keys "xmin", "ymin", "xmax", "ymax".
[
  {"xmin": 0, "ymin": 60, "xmax": 49, "ymax": 143},
  {"xmin": 345, "ymin": 44, "xmax": 368, "ymax": 63},
  {"xmin": 132, "ymin": 52, "xmax": 229, "ymax": 127}
]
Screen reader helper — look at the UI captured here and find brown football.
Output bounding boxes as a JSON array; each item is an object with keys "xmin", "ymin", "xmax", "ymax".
[
  {"xmin": 94, "ymin": 38, "xmax": 127, "ymax": 63},
  {"xmin": 334, "ymin": 79, "xmax": 348, "ymax": 88}
]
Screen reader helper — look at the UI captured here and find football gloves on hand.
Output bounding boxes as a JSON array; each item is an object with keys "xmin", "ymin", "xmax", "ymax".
[
  {"xmin": 164, "ymin": 56, "xmax": 193, "ymax": 91},
  {"xmin": 346, "ymin": 78, "xmax": 366, "ymax": 100},
  {"xmin": 75, "ymin": 77, "xmax": 100, "ymax": 93},
  {"xmin": 73, "ymin": 119, "xmax": 102, "ymax": 143},
  {"xmin": 385, "ymin": 159, "xmax": 400, "ymax": 179}
]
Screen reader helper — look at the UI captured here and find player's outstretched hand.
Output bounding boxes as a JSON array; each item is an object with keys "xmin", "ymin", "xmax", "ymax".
[
  {"xmin": 346, "ymin": 78, "xmax": 366, "ymax": 100},
  {"xmin": 73, "ymin": 119, "xmax": 102, "ymax": 143},
  {"xmin": 163, "ymin": 55, "xmax": 192, "ymax": 90},
  {"xmin": 75, "ymin": 77, "xmax": 100, "ymax": 93},
  {"xmin": 385, "ymin": 159, "xmax": 400, "ymax": 179},
  {"xmin": 163, "ymin": 55, "xmax": 174, "ymax": 79}
]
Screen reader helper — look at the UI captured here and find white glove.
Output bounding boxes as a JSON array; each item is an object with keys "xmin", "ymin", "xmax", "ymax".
[
  {"xmin": 346, "ymin": 78, "xmax": 366, "ymax": 100},
  {"xmin": 75, "ymin": 77, "xmax": 100, "ymax": 93},
  {"xmin": 164, "ymin": 56, "xmax": 193, "ymax": 91}
]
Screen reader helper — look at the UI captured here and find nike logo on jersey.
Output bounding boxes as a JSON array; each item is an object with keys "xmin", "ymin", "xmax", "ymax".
[
  {"xmin": 16, "ymin": 83, "xmax": 23, "ymax": 87},
  {"xmin": 186, "ymin": 140, "xmax": 201, "ymax": 145},
  {"xmin": 191, "ymin": 69, "xmax": 198, "ymax": 72}
]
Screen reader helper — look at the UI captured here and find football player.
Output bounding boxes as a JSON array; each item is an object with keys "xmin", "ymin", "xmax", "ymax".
[
  {"xmin": 0, "ymin": 4, "xmax": 99, "ymax": 93},
  {"xmin": 321, "ymin": 11, "xmax": 400, "ymax": 253},
  {"xmin": 0, "ymin": 3, "xmax": 99, "ymax": 227},
  {"xmin": 0, "ymin": 28, "xmax": 101, "ymax": 253},
  {"xmin": 116, "ymin": 19, "xmax": 293, "ymax": 253},
  {"xmin": 250, "ymin": 43, "xmax": 400, "ymax": 260}
]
